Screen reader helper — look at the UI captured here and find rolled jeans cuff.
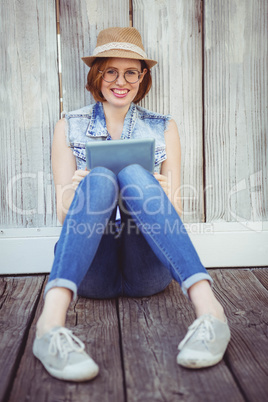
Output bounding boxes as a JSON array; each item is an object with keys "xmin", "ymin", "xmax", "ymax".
[
  {"xmin": 44, "ymin": 278, "xmax": 78, "ymax": 302},
  {"xmin": 181, "ymin": 273, "xmax": 213, "ymax": 298}
]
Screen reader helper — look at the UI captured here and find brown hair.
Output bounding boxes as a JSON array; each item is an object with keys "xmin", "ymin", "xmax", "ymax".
[{"xmin": 86, "ymin": 58, "xmax": 152, "ymax": 104}]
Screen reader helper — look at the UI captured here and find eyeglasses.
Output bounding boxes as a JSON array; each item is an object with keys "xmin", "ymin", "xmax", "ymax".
[{"xmin": 98, "ymin": 68, "xmax": 143, "ymax": 84}]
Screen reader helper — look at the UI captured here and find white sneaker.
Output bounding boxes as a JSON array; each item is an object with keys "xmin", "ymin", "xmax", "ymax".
[
  {"xmin": 177, "ymin": 314, "xmax": 231, "ymax": 368},
  {"xmin": 33, "ymin": 327, "xmax": 99, "ymax": 381}
]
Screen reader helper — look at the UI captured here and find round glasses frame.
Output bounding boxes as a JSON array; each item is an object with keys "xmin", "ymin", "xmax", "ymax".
[{"xmin": 98, "ymin": 69, "xmax": 143, "ymax": 84}]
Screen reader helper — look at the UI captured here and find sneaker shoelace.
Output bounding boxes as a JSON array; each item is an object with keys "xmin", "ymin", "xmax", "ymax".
[
  {"xmin": 48, "ymin": 328, "xmax": 85, "ymax": 359},
  {"xmin": 178, "ymin": 316, "xmax": 216, "ymax": 350}
]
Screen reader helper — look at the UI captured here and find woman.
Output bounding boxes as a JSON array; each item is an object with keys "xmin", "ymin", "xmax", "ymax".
[{"xmin": 33, "ymin": 27, "xmax": 230, "ymax": 382}]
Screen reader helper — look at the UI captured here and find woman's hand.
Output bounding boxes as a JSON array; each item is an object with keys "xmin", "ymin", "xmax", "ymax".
[
  {"xmin": 72, "ymin": 169, "xmax": 90, "ymax": 190},
  {"xmin": 154, "ymin": 173, "xmax": 171, "ymax": 197}
]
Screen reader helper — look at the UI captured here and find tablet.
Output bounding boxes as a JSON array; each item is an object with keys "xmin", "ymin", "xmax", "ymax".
[{"xmin": 86, "ymin": 138, "xmax": 155, "ymax": 175}]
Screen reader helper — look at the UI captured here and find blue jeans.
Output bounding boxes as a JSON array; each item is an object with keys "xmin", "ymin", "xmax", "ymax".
[{"xmin": 45, "ymin": 165, "xmax": 212, "ymax": 300}]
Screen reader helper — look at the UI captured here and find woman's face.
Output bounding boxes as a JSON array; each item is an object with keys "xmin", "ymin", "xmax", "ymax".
[{"xmin": 100, "ymin": 58, "xmax": 146, "ymax": 108}]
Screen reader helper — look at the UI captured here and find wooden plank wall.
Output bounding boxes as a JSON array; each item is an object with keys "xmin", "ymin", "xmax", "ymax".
[
  {"xmin": 0, "ymin": 0, "xmax": 267, "ymax": 229},
  {"xmin": 0, "ymin": 0, "xmax": 59, "ymax": 228},
  {"xmin": 204, "ymin": 0, "xmax": 268, "ymax": 223},
  {"xmin": 59, "ymin": 0, "xmax": 129, "ymax": 112},
  {"xmin": 134, "ymin": 0, "xmax": 204, "ymax": 222}
]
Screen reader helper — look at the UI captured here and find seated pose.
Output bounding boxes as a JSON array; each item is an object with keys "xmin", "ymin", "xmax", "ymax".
[{"xmin": 33, "ymin": 27, "xmax": 230, "ymax": 382}]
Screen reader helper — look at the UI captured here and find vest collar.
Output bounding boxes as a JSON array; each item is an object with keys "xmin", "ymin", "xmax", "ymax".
[{"xmin": 86, "ymin": 102, "xmax": 137, "ymax": 139}]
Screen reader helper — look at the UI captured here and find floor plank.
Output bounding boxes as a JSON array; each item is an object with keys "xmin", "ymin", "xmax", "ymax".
[
  {"xmin": 8, "ymin": 281, "xmax": 124, "ymax": 402},
  {"xmin": 0, "ymin": 276, "xmax": 45, "ymax": 402},
  {"xmin": 119, "ymin": 281, "xmax": 244, "ymax": 402},
  {"xmin": 3, "ymin": 269, "xmax": 268, "ymax": 401},
  {"xmin": 210, "ymin": 269, "xmax": 268, "ymax": 402},
  {"xmin": 251, "ymin": 267, "xmax": 268, "ymax": 290}
]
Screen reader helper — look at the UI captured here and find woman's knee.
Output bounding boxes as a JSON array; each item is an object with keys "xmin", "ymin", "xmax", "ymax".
[
  {"xmin": 88, "ymin": 166, "xmax": 117, "ymax": 184},
  {"xmin": 81, "ymin": 167, "xmax": 119, "ymax": 198},
  {"xmin": 117, "ymin": 164, "xmax": 152, "ymax": 192},
  {"xmin": 118, "ymin": 164, "xmax": 146, "ymax": 181}
]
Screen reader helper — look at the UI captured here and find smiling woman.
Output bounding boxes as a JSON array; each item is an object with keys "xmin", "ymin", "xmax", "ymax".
[
  {"xmin": 86, "ymin": 57, "xmax": 151, "ymax": 104},
  {"xmin": 33, "ymin": 26, "xmax": 231, "ymax": 382},
  {"xmin": 99, "ymin": 59, "xmax": 145, "ymax": 108}
]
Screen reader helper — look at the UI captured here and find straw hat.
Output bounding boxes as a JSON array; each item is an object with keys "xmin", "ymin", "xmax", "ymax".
[{"xmin": 82, "ymin": 27, "xmax": 157, "ymax": 69}]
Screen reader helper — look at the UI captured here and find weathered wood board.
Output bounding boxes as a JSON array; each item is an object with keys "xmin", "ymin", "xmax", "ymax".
[
  {"xmin": 252, "ymin": 267, "xmax": 268, "ymax": 290},
  {"xmin": 59, "ymin": 0, "xmax": 129, "ymax": 113},
  {"xmin": 210, "ymin": 269, "xmax": 268, "ymax": 401},
  {"xmin": 0, "ymin": 276, "xmax": 45, "ymax": 402},
  {"xmin": 9, "ymin": 289, "xmax": 124, "ymax": 402},
  {"xmin": 119, "ymin": 280, "xmax": 244, "ymax": 402},
  {"xmin": 0, "ymin": 0, "xmax": 59, "ymax": 228},
  {"xmin": 133, "ymin": 0, "xmax": 204, "ymax": 222},
  {"xmin": 1, "ymin": 269, "xmax": 268, "ymax": 401},
  {"xmin": 1, "ymin": 0, "xmax": 267, "ymax": 230},
  {"xmin": 204, "ymin": 0, "xmax": 268, "ymax": 222}
]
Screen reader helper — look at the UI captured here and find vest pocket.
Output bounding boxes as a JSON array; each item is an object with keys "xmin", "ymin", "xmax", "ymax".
[
  {"xmin": 70, "ymin": 145, "xmax": 86, "ymax": 170},
  {"xmin": 155, "ymin": 146, "xmax": 167, "ymax": 167},
  {"xmin": 72, "ymin": 145, "xmax": 86, "ymax": 161}
]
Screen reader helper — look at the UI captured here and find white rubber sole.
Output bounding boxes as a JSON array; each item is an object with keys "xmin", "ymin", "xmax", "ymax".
[
  {"xmin": 176, "ymin": 352, "xmax": 224, "ymax": 369},
  {"xmin": 41, "ymin": 359, "xmax": 99, "ymax": 382}
]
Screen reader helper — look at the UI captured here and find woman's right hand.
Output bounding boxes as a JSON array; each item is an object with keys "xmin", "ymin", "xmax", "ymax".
[{"xmin": 72, "ymin": 169, "xmax": 90, "ymax": 190}]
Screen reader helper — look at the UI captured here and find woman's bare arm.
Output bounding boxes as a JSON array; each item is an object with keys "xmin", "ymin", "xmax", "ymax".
[
  {"xmin": 52, "ymin": 119, "xmax": 89, "ymax": 224},
  {"xmin": 158, "ymin": 119, "xmax": 183, "ymax": 217}
]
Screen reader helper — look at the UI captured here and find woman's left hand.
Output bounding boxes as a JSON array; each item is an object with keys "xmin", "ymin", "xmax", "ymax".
[{"xmin": 153, "ymin": 173, "xmax": 171, "ymax": 197}]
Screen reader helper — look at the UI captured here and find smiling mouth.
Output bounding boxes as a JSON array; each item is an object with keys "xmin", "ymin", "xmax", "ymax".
[{"xmin": 111, "ymin": 89, "xmax": 129, "ymax": 95}]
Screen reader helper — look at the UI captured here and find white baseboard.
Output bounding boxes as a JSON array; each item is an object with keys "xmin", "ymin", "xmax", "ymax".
[{"xmin": 0, "ymin": 222, "xmax": 267, "ymax": 274}]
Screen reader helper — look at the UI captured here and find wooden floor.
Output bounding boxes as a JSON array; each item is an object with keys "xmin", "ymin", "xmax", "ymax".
[{"xmin": 0, "ymin": 268, "xmax": 268, "ymax": 402}]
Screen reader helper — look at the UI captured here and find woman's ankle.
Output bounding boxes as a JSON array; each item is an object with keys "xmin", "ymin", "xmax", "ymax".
[
  {"xmin": 188, "ymin": 280, "xmax": 226, "ymax": 321},
  {"xmin": 194, "ymin": 303, "xmax": 225, "ymax": 321},
  {"xmin": 36, "ymin": 315, "xmax": 65, "ymax": 337},
  {"xmin": 36, "ymin": 287, "xmax": 72, "ymax": 337}
]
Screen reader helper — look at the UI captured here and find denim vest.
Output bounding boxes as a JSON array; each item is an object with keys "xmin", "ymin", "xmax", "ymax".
[{"xmin": 65, "ymin": 102, "xmax": 171, "ymax": 174}]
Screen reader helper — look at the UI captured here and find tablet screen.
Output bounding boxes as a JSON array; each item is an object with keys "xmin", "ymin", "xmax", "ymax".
[{"xmin": 86, "ymin": 138, "xmax": 155, "ymax": 175}]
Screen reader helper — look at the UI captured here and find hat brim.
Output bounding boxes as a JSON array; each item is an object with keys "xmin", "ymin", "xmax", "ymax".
[{"xmin": 81, "ymin": 49, "xmax": 157, "ymax": 69}]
